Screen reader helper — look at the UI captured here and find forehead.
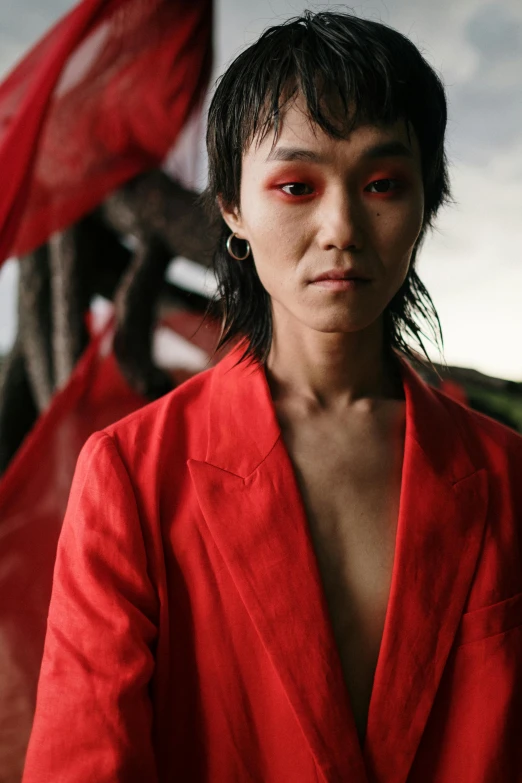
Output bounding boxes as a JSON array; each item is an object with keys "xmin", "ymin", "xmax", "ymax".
[{"xmin": 245, "ymin": 92, "xmax": 420, "ymax": 165}]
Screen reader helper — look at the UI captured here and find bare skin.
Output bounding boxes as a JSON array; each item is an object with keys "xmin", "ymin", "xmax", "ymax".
[
  {"xmin": 220, "ymin": 93, "xmax": 424, "ymax": 744},
  {"xmin": 267, "ymin": 353, "xmax": 405, "ymax": 743}
]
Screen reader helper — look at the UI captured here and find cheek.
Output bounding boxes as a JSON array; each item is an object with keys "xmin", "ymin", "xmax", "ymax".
[
  {"xmin": 240, "ymin": 199, "xmax": 311, "ymax": 265},
  {"xmin": 374, "ymin": 199, "xmax": 424, "ymax": 260}
]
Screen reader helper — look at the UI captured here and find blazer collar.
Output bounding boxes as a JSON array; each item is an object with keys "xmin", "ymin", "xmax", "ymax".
[
  {"xmin": 363, "ymin": 359, "xmax": 488, "ymax": 782},
  {"xmin": 203, "ymin": 340, "xmax": 281, "ymax": 476},
  {"xmin": 205, "ymin": 340, "xmax": 481, "ymax": 483},
  {"xmin": 190, "ymin": 342, "xmax": 488, "ymax": 783}
]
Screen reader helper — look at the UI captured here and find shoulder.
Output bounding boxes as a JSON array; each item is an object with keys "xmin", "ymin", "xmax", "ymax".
[
  {"xmin": 432, "ymin": 384, "xmax": 522, "ymax": 470},
  {"xmin": 85, "ymin": 364, "xmax": 217, "ymax": 476},
  {"xmin": 108, "ymin": 363, "xmax": 214, "ymax": 430}
]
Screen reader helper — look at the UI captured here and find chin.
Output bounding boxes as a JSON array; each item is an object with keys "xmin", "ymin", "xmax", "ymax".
[{"xmin": 304, "ymin": 314, "xmax": 379, "ymax": 335}]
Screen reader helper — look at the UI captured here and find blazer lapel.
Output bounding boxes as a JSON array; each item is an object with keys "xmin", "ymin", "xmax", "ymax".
[
  {"xmin": 188, "ymin": 344, "xmax": 489, "ymax": 783},
  {"xmin": 363, "ymin": 360, "xmax": 489, "ymax": 783},
  {"xmin": 188, "ymin": 343, "xmax": 369, "ymax": 783}
]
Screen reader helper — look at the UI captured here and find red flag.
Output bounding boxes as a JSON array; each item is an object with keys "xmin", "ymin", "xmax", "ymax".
[{"xmin": 0, "ymin": 0, "xmax": 212, "ymax": 265}]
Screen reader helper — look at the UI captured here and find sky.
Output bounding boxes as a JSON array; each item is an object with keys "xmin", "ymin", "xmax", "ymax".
[{"xmin": 0, "ymin": 0, "xmax": 521, "ymax": 378}]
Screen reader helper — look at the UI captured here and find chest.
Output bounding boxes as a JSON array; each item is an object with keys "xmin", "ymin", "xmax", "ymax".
[{"xmin": 277, "ymin": 404, "xmax": 405, "ymax": 740}]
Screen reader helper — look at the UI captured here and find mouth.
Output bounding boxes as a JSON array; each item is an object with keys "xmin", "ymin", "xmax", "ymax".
[
  {"xmin": 309, "ymin": 269, "xmax": 372, "ymax": 289},
  {"xmin": 310, "ymin": 269, "xmax": 371, "ymax": 283}
]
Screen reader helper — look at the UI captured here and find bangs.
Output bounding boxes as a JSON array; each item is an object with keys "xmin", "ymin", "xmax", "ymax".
[
  {"xmin": 235, "ymin": 14, "xmax": 412, "ymax": 158},
  {"xmin": 208, "ymin": 11, "xmax": 447, "ymax": 210}
]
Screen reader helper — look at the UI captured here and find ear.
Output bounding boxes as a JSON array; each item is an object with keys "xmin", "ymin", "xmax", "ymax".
[{"xmin": 217, "ymin": 196, "xmax": 247, "ymax": 239}]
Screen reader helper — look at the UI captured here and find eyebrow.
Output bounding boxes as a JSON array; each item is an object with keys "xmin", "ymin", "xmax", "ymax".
[{"xmin": 264, "ymin": 140, "xmax": 414, "ymax": 164}]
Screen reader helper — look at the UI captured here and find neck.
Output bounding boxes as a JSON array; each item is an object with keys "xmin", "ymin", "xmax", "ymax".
[{"xmin": 265, "ymin": 318, "xmax": 404, "ymax": 413}]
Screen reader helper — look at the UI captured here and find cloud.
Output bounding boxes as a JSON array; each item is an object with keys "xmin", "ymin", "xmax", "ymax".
[
  {"xmin": 0, "ymin": 1, "xmax": 73, "ymax": 80},
  {"xmin": 442, "ymin": 1, "xmax": 522, "ymax": 164},
  {"xmin": 466, "ymin": 2, "xmax": 522, "ymax": 64},
  {"xmin": 419, "ymin": 151, "xmax": 522, "ymax": 379}
]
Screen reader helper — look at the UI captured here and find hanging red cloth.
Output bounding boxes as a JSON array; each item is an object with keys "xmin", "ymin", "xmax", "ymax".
[
  {"xmin": 0, "ymin": 0, "xmax": 212, "ymax": 266},
  {"xmin": 0, "ymin": 310, "xmax": 222, "ymax": 780},
  {"xmin": 0, "ymin": 1, "xmax": 213, "ymax": 776}
]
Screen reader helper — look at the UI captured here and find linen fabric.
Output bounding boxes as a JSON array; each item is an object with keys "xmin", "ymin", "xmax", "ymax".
[
  {"xmin": 22, "ymin": 343, "xmax": 522, "ymax": 782},
  {"xmin": 0, "ymin": 310, "xmax": 220, "ymax": 780},
  {"xmin": 0, "ymin": 0, "xmax": 212, "ymax": 266}
]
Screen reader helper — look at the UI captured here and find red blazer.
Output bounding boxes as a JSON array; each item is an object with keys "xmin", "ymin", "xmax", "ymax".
[{"xmin": 22, "ymin": 343, "xmax": 522, "ymax": 783}]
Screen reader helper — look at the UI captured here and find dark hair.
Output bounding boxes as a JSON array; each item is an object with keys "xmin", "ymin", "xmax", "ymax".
[{"xmin": 202, "ymin": 10, "xmax": 451, "ymax": 366}]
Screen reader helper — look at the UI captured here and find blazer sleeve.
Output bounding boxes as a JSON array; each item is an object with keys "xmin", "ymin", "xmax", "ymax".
[{"xmin": 22, "ymin": 431, "xmax": 159, "ymax": 783}]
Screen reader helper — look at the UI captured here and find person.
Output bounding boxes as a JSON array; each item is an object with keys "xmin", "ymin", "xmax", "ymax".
[{"xmin": 22, "ymin": 10, "xmax": 522, "ymax": 783}]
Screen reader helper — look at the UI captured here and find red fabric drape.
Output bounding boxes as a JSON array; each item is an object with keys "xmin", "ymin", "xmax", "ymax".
[
  {"xmin": 0, "ymin": 311, "xmax": 222, "ymax": 780},
  {"xmin": 0, "ymin": 0, "xmax": 212, "ymax": 266},
  {"xmin": 0, "ymin": 2, "xmax": 214, "ymax": 776}
]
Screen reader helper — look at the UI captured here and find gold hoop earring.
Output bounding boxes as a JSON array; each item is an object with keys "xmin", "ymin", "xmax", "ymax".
[{"xmin": 226, "ymin": 232, "xmax": 251, "ymax": 261}]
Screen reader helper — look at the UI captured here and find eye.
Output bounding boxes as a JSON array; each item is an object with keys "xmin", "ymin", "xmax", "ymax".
[
  {"xmin": 279, "ymin": 182, "xmax": 314, "ymax": 197},
  {"xmin": 365, "ymin": 178, "xmax": 401, "ymax": 194}
]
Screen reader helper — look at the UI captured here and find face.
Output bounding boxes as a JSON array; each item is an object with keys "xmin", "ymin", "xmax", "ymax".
[{"xmin": 220, "ymin": 93, "xmax": 425, "ymax": 340}]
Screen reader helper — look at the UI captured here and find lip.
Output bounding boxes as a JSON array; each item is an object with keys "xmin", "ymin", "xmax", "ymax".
[
  {"xmin": 310, "ymin": 278, "xmax": 370, "ymax": 291},
  {"xmin": 310, "ymin": 268, "xmax": 372, "ymax": 283}
]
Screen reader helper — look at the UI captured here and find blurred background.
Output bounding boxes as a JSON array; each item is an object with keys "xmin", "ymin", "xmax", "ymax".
[{"xmin": 1, "ymin": 0, "xmax": 521, "ymax": 380}]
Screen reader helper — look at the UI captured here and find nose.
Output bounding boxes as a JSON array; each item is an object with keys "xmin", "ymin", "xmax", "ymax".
[{"xmin": 316, "ymin": 186, "xmax": 364, "ymax": 252}]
